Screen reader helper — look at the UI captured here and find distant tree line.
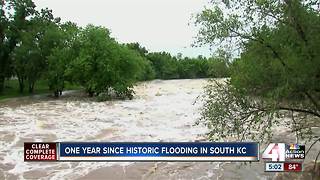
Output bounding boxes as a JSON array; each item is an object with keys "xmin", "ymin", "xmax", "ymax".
[
  {"xmin": 127, "ymin": 44, "xmax": 230, "ymax": 80},
  {"xmin": 0, "ymin": 0, "xmax": 229, "ymax": 99}
]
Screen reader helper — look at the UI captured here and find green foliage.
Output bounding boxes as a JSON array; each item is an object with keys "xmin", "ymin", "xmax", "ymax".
[
  {"xmin": 177, "ymin": 58, "xmax": 199, "ymax": 79},
  {"xmin": 147, "ymin": 52, "xmax": 179, "ymax": 79},
  {"xmin": 67, "ymin": 25, "xmax": 114, "ymax": 96},
  {"xmin": 126, "ymin": 42, "xmax": 156, "ymax": 81},
  {"xmin": 177, "ymin": 57, "xmax": 207, "ymax": 78},
  {"xmin": 126, "ymin": 42, "xmax": 148, "ymax": 57},
  {"xmin": 47, "ymin": 48, "xmax": 70, "ymax": 97},
  {"xmin": 12, "ymin": 30, "xmax": 44, "ymax": 93},
  {"xmin": 207, "ymin": 57, "xmax": 229, "ymax": 78},
  {"xmin": 14, "ymin": 10, "xmax": 62, "ymax": 93},
  {"xmin": 230, "ymin": 1, "xmax": 320, "ymax": 103},
  {"xmin": 67, "ymin": 25, "xmax": 144, "ymax": 98},
  {"xmin": 0, "ymin": 79, "xmax": 80, "ymax": 100},
  {"xmin": 196, "ymin": 0, "xmax": 320, "ymax": 142},
  {"xmin": 138, "ymin": 59, "xmax": 156, "ymax": 81},
  {"xmin": 1, "ymin": 0, "xmax": 231, "ymax": 100},
  {"xmin": 0, "ymin": 0, "xmax": 37, "ymax": 93},
  {"xmin": 146, "ymin": 52, "xmax": 229, "ymax": 80},
  {"xmin": 46, "ymin": 22, "xmax": 79, "ymax": 97},
  {"xmin": 197, "ymin": 79, "xmax": 276, "ymax": 141}
]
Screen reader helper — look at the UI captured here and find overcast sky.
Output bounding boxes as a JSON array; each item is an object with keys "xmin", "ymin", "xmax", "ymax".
[{"xmin": 32, "ymin": 0, "xmax": 212, "ymax": 57}]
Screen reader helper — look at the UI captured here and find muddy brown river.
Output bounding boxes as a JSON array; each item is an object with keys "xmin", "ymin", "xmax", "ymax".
[{"xmin": 0, "ymin": 79, "xmax": 319, "ymax": 180}]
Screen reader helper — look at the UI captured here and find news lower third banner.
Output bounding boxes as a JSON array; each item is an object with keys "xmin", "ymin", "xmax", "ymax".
[{"xmin": 24, "ymin": 142, "xmax": 259, "ymax": 162}]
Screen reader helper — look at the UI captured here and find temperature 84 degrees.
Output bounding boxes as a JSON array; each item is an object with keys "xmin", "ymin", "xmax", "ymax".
[{"xmin": 284, "ymin": 162, "xmax": 302, "ymax": 172}]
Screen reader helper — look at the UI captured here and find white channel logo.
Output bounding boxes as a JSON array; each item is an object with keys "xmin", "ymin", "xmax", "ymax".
[{"xmin": 262, "ymin": 143, "xmax": 286, "ymax": 162}]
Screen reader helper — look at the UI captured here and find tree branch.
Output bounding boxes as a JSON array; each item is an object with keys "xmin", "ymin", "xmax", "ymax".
[
  {"xmin": 305, "ymin": 92, "xmax": 320, "ymax": 112},
  {"xmin": 229, "ymin": 28, "xmax": 290, "ymax": 70},
  {"xmin": 278, "ymin": 106, "xmax": 320, "ymax": 118}
]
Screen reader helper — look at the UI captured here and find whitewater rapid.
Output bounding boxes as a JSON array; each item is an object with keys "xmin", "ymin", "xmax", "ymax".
[
  {"xmin": 0, "ymin": 79, "xmax": 212, "ymax": 179},
  {"xmin": 2, "ymin": 79, "xmax": 317, "ymax": 180}
]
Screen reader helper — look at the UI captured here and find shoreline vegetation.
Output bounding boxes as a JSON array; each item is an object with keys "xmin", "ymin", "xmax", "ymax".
[
  {"xmin": 0, "ymin": 1, "xmax": 229, "ymax": 101},
  {"xmin": 195, "ymin": 0, "xmax": 320, "ymax": 177},
  {"xmin": 0, "ymin": 79, "xmax": 82, "ymax": 101},
  {"xmin": 1, "ymin": 0, "xmax": 319, "ymax": 178}
]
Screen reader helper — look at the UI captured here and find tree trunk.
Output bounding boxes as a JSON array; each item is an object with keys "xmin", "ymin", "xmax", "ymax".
[
  {"xmin": 54, "ymin": 90, "xmax": 59, "ymax": 97},
  {"xmin": 28, "ymin": 81, "xmax": 35, "ymax": 94},
  {"xmin": 18, "ymin": 77, "xmax": 24, "ymax": 93},
  {"xmin": 0, "ymin": 76, "xmax": 5, "ymax": 94},
  {"xmin": 19, "ymin": 83, "xmax": 24, "ymax": 93},
  {"xmin": 88, "ymin": 88, "xmax": 94, "ymax": 97}
]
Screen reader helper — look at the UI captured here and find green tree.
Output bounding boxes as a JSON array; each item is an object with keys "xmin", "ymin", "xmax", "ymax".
[
  {"xmin": 126, "ymin": 42, "xmax": 155, "ymax": 81},
  {"xmin": 126, "ymin": 42, "xmax": 148, "ymax": 57},
  {"xmin": 12, "ymin": 30, "xmax": 42, "ymax": 93},
  {"xmin": 196, "ymin": 0, "xmax": 320, "ymax": 146},
  {"xmin": 46, "ymin": 22, "xmax": 79, "ymax": 97},
  {"xmin": 68, "ymin": 25, "xmax": 144, "ymax": 98},
  {"xmin": 0, "ymin": 0, "xmax": 36, "ymax": 93},
  {"xmin": 12, "ymin": 7, "xmax": 60, "ymax": 93},
  {"xmin": 147, "ymin": 52, "xmax": 179, "ymax": 79},
  {"xmin": 177, "ymin": 57, "xmax": 206, "ymax": 79},
  {"xmin": 0, "ymin": 0, "xmax": 9, "ymax": 93},
  {"xmin": 112, "ymin": 44, "xmax": 145, "ymax": 98},
  {"xmin": 177, "ymin": 58, "xmax": 197, "ymax": 79},
  {"xmin": 207, "ymin": 57, "xmax": 229, "ymax": 78}
]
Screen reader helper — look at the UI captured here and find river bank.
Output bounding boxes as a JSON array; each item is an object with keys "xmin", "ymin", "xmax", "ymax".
[{"xmin": 0, "ymin": 79, "xmax": 319, "ymax": 179}]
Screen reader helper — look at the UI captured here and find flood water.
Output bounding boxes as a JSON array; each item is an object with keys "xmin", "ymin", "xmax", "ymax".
[{"xmin": 0, "ymin": 79, "xmax": 318, "ymax": 179}]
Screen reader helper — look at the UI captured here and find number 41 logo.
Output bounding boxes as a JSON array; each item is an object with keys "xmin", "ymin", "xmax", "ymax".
[{"xmin": 262, "ymin": 143, "xmax": 286, "ymax": 162}]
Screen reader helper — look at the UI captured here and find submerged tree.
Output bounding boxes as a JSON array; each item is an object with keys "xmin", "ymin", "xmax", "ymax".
[
  {"xmin": 67, "ymin": 25, "xmax": 145, "ymax": 99},
  {"xmin": 126, "ymin": 42, "xmax": 156, "ymax": 81},
  {"xmin": 46, "ymin": 22, "xmax": 79, "ymax": 97},
  {"xmin": 195, "ymin": 0, "xmax": 320, "ymax": 160}
]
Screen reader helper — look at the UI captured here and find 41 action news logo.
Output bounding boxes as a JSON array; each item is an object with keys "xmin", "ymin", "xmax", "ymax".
[{"xmin": 262, "ymin": 143, "xmax": 305, "ymax": 162}]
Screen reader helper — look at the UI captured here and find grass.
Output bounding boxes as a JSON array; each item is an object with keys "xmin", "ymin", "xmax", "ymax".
[{"xmin": 0, "ymin": 79, "xmax": 81, "ymax": 101}]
